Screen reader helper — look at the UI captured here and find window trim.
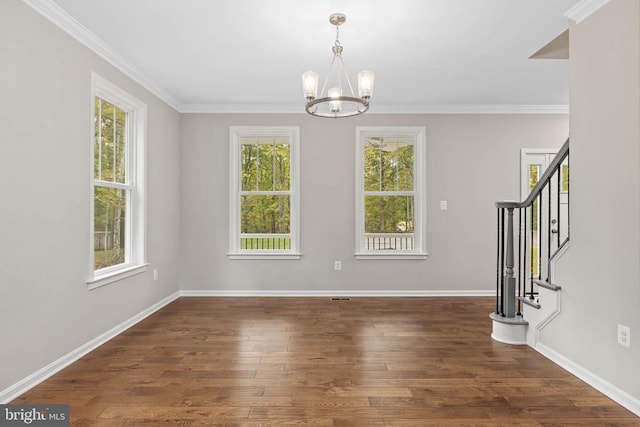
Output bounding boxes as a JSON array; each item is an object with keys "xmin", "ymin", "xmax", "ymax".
[
  {"xmin": 88, "ymin": 73, "xmax": 147, "ymax": 288},
  {"xmin": 228, "ymin": 126, "xmax": 301, "ymax": 259},
  {"xmin": 354, "ymin": 126, "xmax": 428, "ymax": 260}
]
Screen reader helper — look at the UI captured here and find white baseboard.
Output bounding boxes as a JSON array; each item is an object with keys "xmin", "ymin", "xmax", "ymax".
[
  {"xmin": 179, "ymin": 289, "xmax": 495, "ymax": 297},
  {"xmin": 536, "ymin": 343, "xmax": 640, "ymax": 417},
  {"xmin": 0, "ymin": 291, "xmax": 180, "ymax": 404}
]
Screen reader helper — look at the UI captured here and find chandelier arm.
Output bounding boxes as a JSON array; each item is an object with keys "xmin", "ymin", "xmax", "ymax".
[
  {"xmin": 337, "ymin": 56, "xmax": 357, "ymax": 98},
  {"xmin": 319, "ymin": 55, "xmax": 337, "ymax": 99},
  {"xmin": 336, "ymin": 56, "xmax": 342, "ymax": 95}
]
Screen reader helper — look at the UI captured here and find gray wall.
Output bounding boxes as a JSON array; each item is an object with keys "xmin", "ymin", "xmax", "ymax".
[
  {"xmin": 0, "ymin": 0, "xmax": 181, "ymax": 393},
  {"xmin": 180, "ymin": 113, "xmax": 568, "ymax": 292},
  {"xmin": 547, "ymin": 0, "xmax": 640, "ymax": 400}
]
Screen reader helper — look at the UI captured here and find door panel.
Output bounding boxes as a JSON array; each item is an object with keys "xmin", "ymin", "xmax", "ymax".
[{"xmin": 520, "ymin": 149, "xmax": 558, "ymax": 282}]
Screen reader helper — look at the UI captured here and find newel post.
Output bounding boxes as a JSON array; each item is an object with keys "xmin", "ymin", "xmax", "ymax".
[
  {"xmin": 492, "ymin": 201, "xmax": 528, "ymax": 345},
  {"xmin": 503, "ymin": 207, "xmax": 516, "ymax": 318}
]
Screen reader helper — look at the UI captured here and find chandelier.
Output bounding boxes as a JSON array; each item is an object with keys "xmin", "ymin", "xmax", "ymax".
[{"xmin": 302, "ymin": 13, "xmax": 374, "ymax": 118}]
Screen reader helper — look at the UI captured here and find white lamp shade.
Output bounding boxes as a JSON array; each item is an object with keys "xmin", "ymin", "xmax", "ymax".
[
  {"xmin": 302, "ymin": 71, "xmax": 319, "ymax": 99},
  {"xmin": 358, "ymin": 70, "xmax": 375, "ymax": 98}
]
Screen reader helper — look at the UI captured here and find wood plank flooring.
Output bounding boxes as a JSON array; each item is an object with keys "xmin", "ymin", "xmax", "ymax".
[{"xmin": 13, "ymin": 297, "xmax": 640, "ymax": 426}]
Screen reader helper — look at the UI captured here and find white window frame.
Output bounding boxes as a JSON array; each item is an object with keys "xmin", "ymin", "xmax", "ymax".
[
  {"xmin": 355, "ymin": 126, "xmax": 428, "ymax": 260},
  {"xmin": 88, "ymin": 73, "xmax": 147, "ymax": 289},
  {"xmin": 228, "ymin": 126, "xmax": 301, "ymax": 259}
]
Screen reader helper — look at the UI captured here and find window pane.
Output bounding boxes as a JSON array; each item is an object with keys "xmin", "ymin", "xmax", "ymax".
[
  {"xmin": 241, "ymin": 195, "xmax": 290, "ymax": 234},
  {"xmin": 561, "ymin": 164, "xmax": 569, "ymax": 192},
  {"xmin": 94, "ymin": 98, "xmax": 127, "ymax": 184},
  {"xmin": 364, "ymin": 195, "xmax": 415, "ymax": 251},
  {"xmin": 529, "ymin": 164, "xmax": 540, "ymax": 191},
  {"xmin": 240, "ymin": 142, "xmax": 257, "ymax": 191},
  {"xmin": 363, "ymin": 138, "xmax": 382, "ymax": 192},
  {"xmin": 94, "ymin": 186, "xmax": 127, "ymax": 269},
  {"xmin": 240, "ymin": 138, "xmax": 290, "ymax": 191},
  {"xmin": 365, "ymin": 195, "xmax": 414, "ymax": 233},
  {"xmin": 363, "ymin": 137, "xmax": 414, "ymax": 191},
  {"xmin": 272, "ymin": 143, "xmax": 290, "ymax": 191},
  {"xmin": 94, "ymin": 97, "xmax": 101, "ymax": 180},
  {"xmin": 396, "ymin": 142, "xmax": 414, "ymax": 191},
  {"xmin": 114, "ymin": 107, "xmax": 126, "ymax": 183}
]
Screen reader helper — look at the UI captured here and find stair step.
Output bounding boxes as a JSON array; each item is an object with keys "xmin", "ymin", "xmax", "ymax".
[
  {"xmin": 533, "ymin": 279, "xmax": 562, "ymax": 291},
  {"xmin": 489, "ymin": 312, "xmax": 529, "ymax": 325},
  {"xmin": 519, "ymin": 296, "xmax": 541, "ymax": 309}
]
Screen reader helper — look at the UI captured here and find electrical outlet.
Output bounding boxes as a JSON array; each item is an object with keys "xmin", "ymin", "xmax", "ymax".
[
  {"xmin": 618, "ymin": 324, "xmax": 631, "ymax": 348},
  {"xmin": 334, "ymin": 261, "xmax": 342, "ymax": 271},
  {"xmin": 153, "ymin": 269, "xmax": 158, "ymax": 281},
  {"xmin": 440, "ymin": 200, "xmax": 448, "ymax": 210}
]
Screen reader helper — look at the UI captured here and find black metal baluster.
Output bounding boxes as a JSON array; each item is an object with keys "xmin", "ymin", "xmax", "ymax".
[
  {"xmin": 547, "ymin": 178, "xmax": 551, "ymax": 281},
  {"xmin": 537, "ymin": 193, "xmax": 542, "ymax": 282},
  {"xmin": 517, "ymin": 207, "xmax": 522, "ymax": 315},
  {"xmin": 530, "ymin": 202, "xmax": 535, "ymax": 299},
  {"xmin": 557, "ymin": 164, "xmax": 561, "ymax": 246},
  {"xmin": 567, "ymin": 153, "xmax": 570, "ymax": 240},
  {"xmin": 523, "ymin": 206, "xmax": 528, "ymax": 301}
]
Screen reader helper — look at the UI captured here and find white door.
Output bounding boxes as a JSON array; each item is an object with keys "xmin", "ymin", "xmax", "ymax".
[
  {"xmin": 521, "ymin": 149, "xmax": 559, "ymax": 281},
  {"xmin": 521, "ymin": 149, "xmax": 557, "ymax": 201}
]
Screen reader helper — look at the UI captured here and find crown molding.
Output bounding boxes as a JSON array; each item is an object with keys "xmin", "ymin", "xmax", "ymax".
[
  {"xmin": 180, "ymin": 103, "xmax": 569, "ymax": 115},
  {"xmin": 369, "ymin": 104, "xmax": 569, "ymax": 115},
  {"xmin": 565, "ymin": 0, "xmax": 610, "ymax": 24},
  {"xmin": 20, "ymin": 0, "xmax": 184, "ymax": 111},
  {"xmin": 180, "ymin": 103, "xmax": 303, "ymax": 114}
]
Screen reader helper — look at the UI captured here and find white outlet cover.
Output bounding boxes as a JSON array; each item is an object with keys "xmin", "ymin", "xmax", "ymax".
[
  {"xmin": 618, "ymin": 324, "xmax": 631, "ymax": 348},
  {"xmin": 440, "ymin": 200, "xmax": 447, "ymax": 210}
]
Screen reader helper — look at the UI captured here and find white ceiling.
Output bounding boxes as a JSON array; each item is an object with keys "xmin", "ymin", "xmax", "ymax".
[{"xmin": 40, "ymin": 0, "xmax": 580, "ymax": 113}]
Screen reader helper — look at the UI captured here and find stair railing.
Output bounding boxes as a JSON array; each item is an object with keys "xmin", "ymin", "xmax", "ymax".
[{"xmin": 495, "ymin": 138, "xmax": 569, "ymax": 319}]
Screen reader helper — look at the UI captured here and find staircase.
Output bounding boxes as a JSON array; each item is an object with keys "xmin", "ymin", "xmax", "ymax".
[{"xmin": 491, "ymin": 138, "xmax": 569, "ymax": 345}]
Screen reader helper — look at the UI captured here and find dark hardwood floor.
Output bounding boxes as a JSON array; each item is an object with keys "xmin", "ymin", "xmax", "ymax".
[{"xmin": 13, "ymin": 297, "xmax": 640, "ymax": 426}]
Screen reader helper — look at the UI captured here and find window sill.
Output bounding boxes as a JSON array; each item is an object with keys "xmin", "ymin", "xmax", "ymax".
[
  {"xmin": 227, "ymin": 253, "xmax": 302, "ymax": 260},
  {"xmin": 87, "ymin": 263, "xmax": 149, "ymax": 290},
  {"xmin": 354, "ymin": 252, "xmax": 428, "ymax": 260}
]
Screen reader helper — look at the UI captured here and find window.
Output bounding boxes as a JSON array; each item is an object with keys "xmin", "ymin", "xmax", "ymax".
[
  {"xmin": 229, "ymin": 126, "xmax": 300, "ymax": 259},
  {"xmin": 89, "ymin": 73, "xmax": 147, "ymax": 288},
  {"xmin": 355, "ymin": 127, "xmax": 427, "ymax": 259}
]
